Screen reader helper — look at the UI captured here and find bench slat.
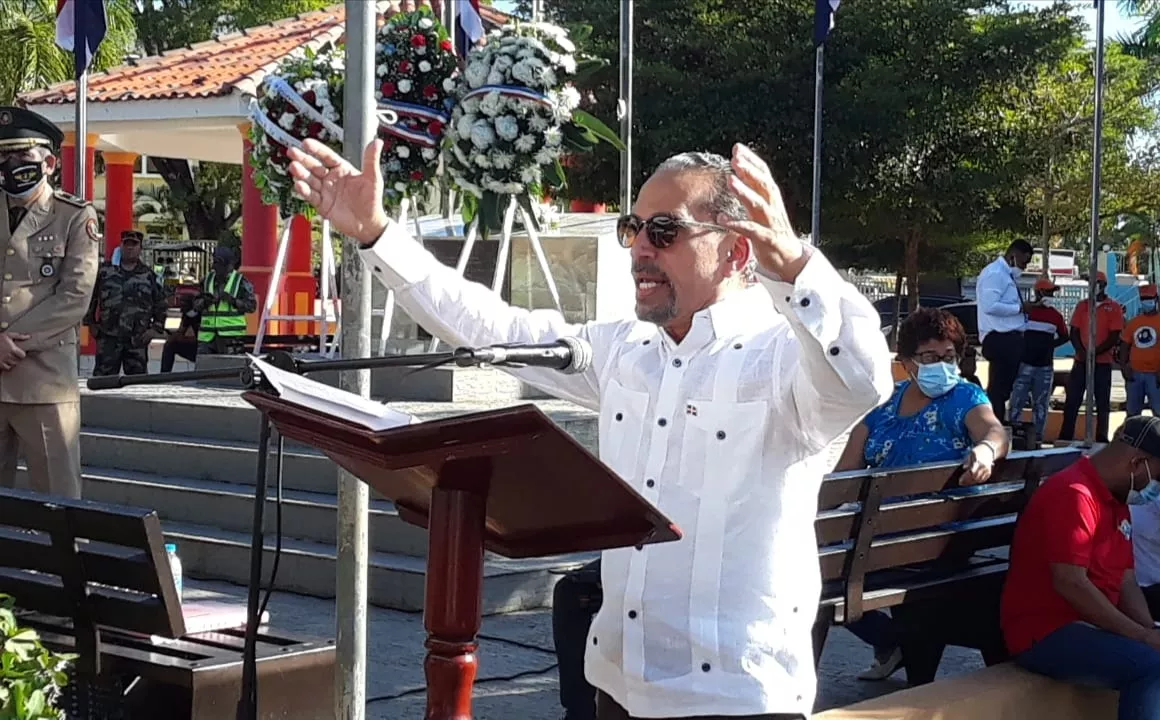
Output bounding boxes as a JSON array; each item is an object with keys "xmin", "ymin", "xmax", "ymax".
[
  {"xmin": 819, "ymin": 515, "xmax": 1016, "ymax": 581},
  {"xmin": 816, "ymin": 483, "xmax": 1025, "ymax": 545}
]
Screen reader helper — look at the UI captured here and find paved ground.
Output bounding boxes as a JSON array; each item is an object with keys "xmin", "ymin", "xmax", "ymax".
[{"xmin": 184, "ymin": 578, "xmax": 984, "ymax": 719}]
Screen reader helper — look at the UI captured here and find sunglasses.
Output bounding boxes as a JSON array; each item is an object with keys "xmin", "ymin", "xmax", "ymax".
[{"xmin": 616, "ymin": 213, "xmax": 730, "ymax": 249}]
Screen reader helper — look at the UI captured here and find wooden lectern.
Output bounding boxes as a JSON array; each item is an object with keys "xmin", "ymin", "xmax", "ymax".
[{"xmin": 243, "ymin": 392, "xmax": 682, "ymax": 719}]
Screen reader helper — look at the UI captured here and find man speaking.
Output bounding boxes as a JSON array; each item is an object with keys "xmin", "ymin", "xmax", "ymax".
[{"xmin": 288, "ymin": 139, "xmax": 893, "ymax": 719}]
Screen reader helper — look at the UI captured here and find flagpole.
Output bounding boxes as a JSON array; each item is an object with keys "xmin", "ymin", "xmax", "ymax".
[
  {"xmin": 73, "ymin": 0, "xmax": 87, "ymax": 202},
  {"xmin": 1084, "ymin": 0, "xmax": 1107, "ymax": 448},
  {"xmin": 619, "ymin": 0, "xmax": 633, "ymax": 213},
  {"xmin": 810, "ymin": 43, "xmax": 823, "ymax": 245}
]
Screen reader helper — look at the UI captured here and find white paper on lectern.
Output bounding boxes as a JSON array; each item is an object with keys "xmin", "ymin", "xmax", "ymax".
[{"xmin": 248, "ymin": 356, "xmax": 417, "ymax": 432}]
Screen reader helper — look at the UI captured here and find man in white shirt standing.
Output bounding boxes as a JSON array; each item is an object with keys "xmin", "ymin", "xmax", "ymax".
[
  {"xmin": 976, "ymin": 239, "xmax": 1034, "ymax": 419},
  {"xmin": 288, "ymin": 139, "xmax": 893, "ymax": 719}
]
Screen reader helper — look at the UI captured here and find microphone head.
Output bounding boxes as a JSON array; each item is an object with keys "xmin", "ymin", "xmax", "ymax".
[{"xmin": 559, "ymin": 336, "xmax": 593, "ymax": 374}]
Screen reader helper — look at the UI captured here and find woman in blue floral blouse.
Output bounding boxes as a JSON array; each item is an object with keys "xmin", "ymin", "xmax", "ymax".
[{"xmin": 833, "ymin": 307, "xmax": 1008, "ymax": 682}]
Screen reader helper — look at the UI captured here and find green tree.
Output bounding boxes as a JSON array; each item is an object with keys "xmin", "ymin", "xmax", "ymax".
[
  {"xmin": 1003, "ymin": 41, "xmax": 1160, "ymax": 261},
  {"xmin": 541, "ymin": 0, "xmax": 1081, "ymax": 309},
  {"xmin": 0, "ymin": 0, "xmax": 138, "ymax": 104}
]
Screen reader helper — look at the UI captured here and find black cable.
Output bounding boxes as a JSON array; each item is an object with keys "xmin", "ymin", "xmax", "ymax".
[
  {"xmin": 258, "ymin": 432, "xmax": 285, "ymax": 623},
  {"xmin": 365, "ymin": 663, "xmax": 560, "ymax": 704},
  {"xmin": 476, "ymin": 633, "xmax": 555, "ymax": 655}
]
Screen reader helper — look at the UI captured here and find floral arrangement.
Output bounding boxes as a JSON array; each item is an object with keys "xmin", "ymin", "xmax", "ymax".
[
  {"xmin": 374, "ymin": 7, "xmax": 459, "ymax": 210},
  {"xmin": 248, "ymin": 45, "xmax": 346, "ymax": 216},
  {"xmin": 444, "ymin": 22, "xmax": 622, "ymax": 236}
]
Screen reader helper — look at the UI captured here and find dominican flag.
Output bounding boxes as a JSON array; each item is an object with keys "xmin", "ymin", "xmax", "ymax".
[
  {"xmin": 455, "ymin": 0, "xmax": 485, "ymax": 60},
  {"xmin": 56, "ymin": 0, "xmax": 108, "ymax": 76},
  {"xmin": 814, "ymin": 0, "xmax": 841, "ymax": 46}
]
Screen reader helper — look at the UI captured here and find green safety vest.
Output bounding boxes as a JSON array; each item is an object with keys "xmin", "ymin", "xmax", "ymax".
[{"xmin": 198, "ymin": 270, "xmax": 247, "ymax": 342}]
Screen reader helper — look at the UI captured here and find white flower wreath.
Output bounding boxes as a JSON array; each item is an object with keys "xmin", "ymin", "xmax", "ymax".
[
  {"xmin": 248, "ymin": 45, "xmax": 346, "ymax": 216},
  {"xmin": 444, "ymin": 22, "xmax": 622, "ymax": 235}
]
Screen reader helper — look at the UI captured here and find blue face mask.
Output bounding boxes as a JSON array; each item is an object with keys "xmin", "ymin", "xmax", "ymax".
[
  {"xmin": 914, "ymin": 361, "xmax": 960, "ymax": 398},
  {"xmin": 1128, "ymin": 460, "xmax": 1160, "ymax": 506},
  {"xmin": 1144, "ymin": 299, "xmax": 1158, "ymax": 313}
]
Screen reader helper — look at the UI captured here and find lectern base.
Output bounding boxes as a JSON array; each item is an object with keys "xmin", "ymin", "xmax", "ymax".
[{"xmin": 424, "ymin": 461, "xmax": 489, "ymax": 720}]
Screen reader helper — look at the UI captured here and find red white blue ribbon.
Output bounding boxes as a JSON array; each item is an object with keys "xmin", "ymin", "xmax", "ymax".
[
  {"xmin": 377, "ymin": 100, "xmax": 450, "ymax": 147},
  {"xmin": 462, "ymin": 85, "xmax": 553, "ymax": 108}
]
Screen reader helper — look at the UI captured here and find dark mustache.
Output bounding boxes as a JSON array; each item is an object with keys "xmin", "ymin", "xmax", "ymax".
[{"xmin": 632, "ymin": 262, "xmax": 669, "ymax": 283}]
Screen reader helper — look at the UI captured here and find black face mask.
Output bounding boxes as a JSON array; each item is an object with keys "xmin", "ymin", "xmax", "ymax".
[{"xmin": 0, "ymin": 158, "xmax": 45, "ymax": 198}]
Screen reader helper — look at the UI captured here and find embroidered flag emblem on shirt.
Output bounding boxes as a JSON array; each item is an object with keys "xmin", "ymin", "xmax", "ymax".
[{"xmin": 686, "ymin": 403, "xmax": 698, "ymax": 416}]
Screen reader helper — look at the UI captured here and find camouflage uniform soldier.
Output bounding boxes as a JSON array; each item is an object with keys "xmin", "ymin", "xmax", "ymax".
[
  {"xmin": 0, "ymin": 107, "xmax": 100, "ymax": 498},
  {"xmin": 84, "ymin": 230, "xmax": 167, "ymax": 376}
]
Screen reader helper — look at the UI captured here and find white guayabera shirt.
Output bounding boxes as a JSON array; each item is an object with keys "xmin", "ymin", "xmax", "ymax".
[{"xmin": 360, "ymin": 223, "xmax": 893, "ymax": 717}]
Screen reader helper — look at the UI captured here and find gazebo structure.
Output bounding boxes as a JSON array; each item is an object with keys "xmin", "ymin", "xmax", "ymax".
[{"xmin": 17, "ymin": 1, "xmax": 508, "ymax": 350}]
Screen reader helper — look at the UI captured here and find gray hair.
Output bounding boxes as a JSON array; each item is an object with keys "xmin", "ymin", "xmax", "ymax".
[
  {"xmin": 654, "ymin": 152, "xmax": 748, "ymax": 222},
  {"xmin": 654, "ymin": 151, "xmax": 757, "ymax": 284}
]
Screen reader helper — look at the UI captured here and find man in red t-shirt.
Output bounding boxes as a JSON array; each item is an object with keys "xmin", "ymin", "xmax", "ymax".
[{"xmin": 1001, "ymin": 416, "xmax": 1160, "ymax": 719}]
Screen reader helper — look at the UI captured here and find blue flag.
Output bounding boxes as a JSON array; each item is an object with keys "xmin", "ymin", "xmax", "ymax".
[{"xmin": 814, "ymin": 0, "xmax": 841, "ymax": 47}]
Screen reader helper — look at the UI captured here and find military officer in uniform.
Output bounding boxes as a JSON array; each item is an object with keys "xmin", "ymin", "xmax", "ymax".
[
  {"xmin": 0, "ymin": 107, "xmax": 99, "ymax": 498},
  {"xmin": 84, "ymin": 230, "xmax": 167, "ymax": 376}
]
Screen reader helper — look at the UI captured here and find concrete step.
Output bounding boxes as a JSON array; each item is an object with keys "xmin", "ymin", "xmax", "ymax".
[
  {"xmin": 79, "ymin": 386, "xmax": 599, "ymax": 451},
  {"xmin": 79, "ymin": 428, "xmax": 339, "ymax": 495},
  {"xmin": 73, "ymin": 466, "xmax": 429, "ymax": 557},
  {"xmin": 162, "ymin": 519, "xmax": 594, "ymax": 614}
]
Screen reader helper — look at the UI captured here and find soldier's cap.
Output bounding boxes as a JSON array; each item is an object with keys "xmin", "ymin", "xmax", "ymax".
[
  {"xmin": 1116, "ymin": 415, "xmax": 1160, "ymax": 461},
  {"xmin": 120, "ymin": 230, "xmax": 144, "ymax": 245},
  {"xmin": 213, "ymin": 246, "xmax": 236, "ymax": 264},
  {"xmin": 0, "ymin": 107, "xmax": 64, "ymax": 153}
]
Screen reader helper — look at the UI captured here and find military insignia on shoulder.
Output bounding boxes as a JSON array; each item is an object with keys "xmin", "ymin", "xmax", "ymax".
[
  {"xmin": 84, "ymin": 217, "xmax": 101, "ymax": 242},
  {"xmin": 39, "ymin": 261, "xmax": 55, "ymax": 278},
  {"xmin": 54, "ymin": 190, "xmax": 87, "ymax": 208}
]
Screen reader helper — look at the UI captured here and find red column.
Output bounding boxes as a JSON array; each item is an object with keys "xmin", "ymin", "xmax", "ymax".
[
  {"xmin": 238, "ymin": 123, "xmax": 279, "ymax": 333},
  {"xmin": 102, "ymin": 152, "xmax": 137, "ymax": 261},
  {"xmin": 60, "ymin": 132, "xmax": 97, "ymax": 200},
  {"xmin": 286, "ymin": 214, "xmax": 317, "ymax": 335}
]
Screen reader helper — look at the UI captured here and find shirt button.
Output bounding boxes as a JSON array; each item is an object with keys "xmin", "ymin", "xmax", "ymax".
[
  {"xmin": 592, "ymin": 637, "xmax": 598, "ymax": 646},
  {"xmin": 733, "ymin": 342, "xmax": 742, "ymax": 350},
  {"xmin": 657, "ymin": 418, "xmax": 667, "ymax": 427},
  {"xmin": 643, "ymin": 339, "xmax": 650, "ymax": 345},
  {"xmin": 2, "ymin": 274, "xmax": 10, "ymax": 280},
  {"xmin": 628, "ymin": 610, "xmax": 637, "ymax": 619},
  {"xmin": 4, "ymin": 249, "xmax": 11, "ymax": 256},
  {"xmin": 829, "ymin": 346, "xmax": 840, "ymax": 356},
  {"xmin": 800, "ymin": 297, "xmax": 811, "ymax": 308},
  {"xmin": 615, "ymin": 412, "xmax": 623, "ymax": 421},
  {"xmin": 0, "ymin": 322, "xmax": 8, "ymax": 329},
  {"xmin": 701, "ymin": 662, "xmax": 711, "ymax": 672},
  {"xmin": 716, "ymin": 431, "xmax": 726, "ymax": 440},
  {"xmin": 634, "ymin": 544, "xmax": 643, "ymax": 551},
  {"xmin": 672, "ymin": 358, "xmax": 682, "ymax": 368},
  {"xmin": 646, "ymin": 479, "xmax": 655, "ymax": 488}
]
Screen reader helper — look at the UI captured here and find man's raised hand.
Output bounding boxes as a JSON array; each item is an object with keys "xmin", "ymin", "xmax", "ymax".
[{"xmin": 288, "ymin": 139, "xmax": 389, "ymax": 246}]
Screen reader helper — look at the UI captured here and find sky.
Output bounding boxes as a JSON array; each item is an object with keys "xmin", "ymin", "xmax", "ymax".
[{"xmin": 491, "ymin": 1, "xmax": 1148, "ymax": 42}]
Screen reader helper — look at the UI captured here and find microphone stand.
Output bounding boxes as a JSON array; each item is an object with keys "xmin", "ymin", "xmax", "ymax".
[{"xmin": 86, "ymin": 349, "xmax": 462, "ymax": 720}]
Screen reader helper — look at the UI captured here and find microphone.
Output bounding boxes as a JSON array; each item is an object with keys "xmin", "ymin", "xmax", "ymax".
[
  {"xmin": 453, "ymin": 337, "xmax": 592, "ymax": 374},
  {"xmin": 87, "ymin": 374, "xmax": 129, "ymax": 390}
]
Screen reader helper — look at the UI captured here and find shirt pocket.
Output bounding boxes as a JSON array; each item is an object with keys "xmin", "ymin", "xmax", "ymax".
[
  {"xmin": 679, "ymin": 399, "xmax": 769, "ymax": 495},
  {"xmin": 598, "ymin": 378, "xmax": 650, "ymax": 485},
  {"xmin": 28, "ymin": 239, "xmax": 65, "ymax": 284}
]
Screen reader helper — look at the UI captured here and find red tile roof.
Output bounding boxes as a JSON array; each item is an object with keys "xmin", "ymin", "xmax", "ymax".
[{"xmin": 19, "ymin": 1, "xmax": 511, "ymax": 107}]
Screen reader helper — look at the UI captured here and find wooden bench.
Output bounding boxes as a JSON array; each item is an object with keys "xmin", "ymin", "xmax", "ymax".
[
  {"xmin": 813, "ymin": 447, "xmax": 1082, "ymax": 685},
  {"xmin": 811, "ymin": 662, "xmax": 1116, "ymax": 719},
  {"xmin": 0, "ymin": 487, "xmax": 335, "ymax": 720}
]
